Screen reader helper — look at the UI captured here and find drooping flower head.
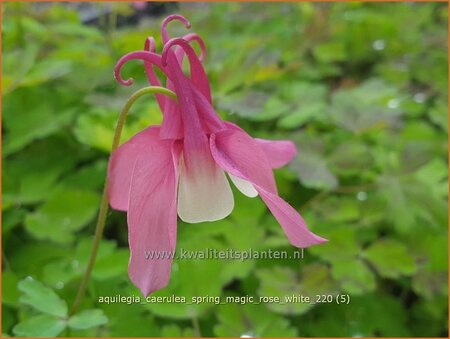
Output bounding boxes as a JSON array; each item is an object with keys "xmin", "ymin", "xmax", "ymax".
[{"xmin": 109, "ymin": 14, "xmax": 326, "ymax": 296}]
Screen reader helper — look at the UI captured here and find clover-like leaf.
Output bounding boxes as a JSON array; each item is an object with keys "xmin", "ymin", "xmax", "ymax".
[
  {"xmin": 214, "ymin": 301, "xmax": 298, "ymax": 337},
  {"xmin": 256, "ymin": 264, "xmax": 335, "ymax": 315},
  {"xmin": 25, "ymin": 188, "xmax": 100, "ymax": 243},
  {"xmin": 308, "ymin": 227, "xmax": 360, "ymax": 262},
  {"xmin": 364, "ymin": 239, "xmax": 416, "ymax": 278},
  {"xmin": 13, "ymin": 314, "xmax": 66, "ymax": 338},
  {"xmin": 332, "ymin": 258, "xmax": 376, "ymax": 295},
  {"xmin": 18, "ymin": 277, "xmax": 68, "ymax": 317},
  {"xmin": 329, "ymin": 79, "xmax": 401, "ymax": 133},
  {"xmin": 68, "ymin": 309, "xmax": 108, "ymax": 330},
  {"xmin": 3, "ymin": 271, "xmax": 20, "ymax": 307},
  {"xmin": 3, "ymin": 87, "xmax": 76, "ymax": 156}
]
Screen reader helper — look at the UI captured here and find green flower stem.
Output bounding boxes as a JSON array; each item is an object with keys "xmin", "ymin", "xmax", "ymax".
[{"xmin": 70, "ymin": 86, "xmax": 177, "ymax": 316}]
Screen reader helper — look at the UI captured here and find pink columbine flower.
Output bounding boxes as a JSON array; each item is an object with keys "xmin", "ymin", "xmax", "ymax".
[{"xmin": 109, "ymin": 15, "xmax": 326, "ymax": 296}]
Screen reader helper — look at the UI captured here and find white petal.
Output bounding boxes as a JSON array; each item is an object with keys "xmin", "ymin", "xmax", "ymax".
[
  {"xmin": 228, "ymin": 173, "xmax": 258, "ymax": 198},
  {"xmin": 177, "ymin": 156, "xmax": 234, "ymax": 223}
]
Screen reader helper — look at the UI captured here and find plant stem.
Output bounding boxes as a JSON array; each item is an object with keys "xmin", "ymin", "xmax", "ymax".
[{"xmin": 70, "ymin": 86, "xmax": 177, "ymax": 316}]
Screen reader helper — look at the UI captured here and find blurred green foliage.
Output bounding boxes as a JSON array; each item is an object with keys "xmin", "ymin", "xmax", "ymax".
[{"xmin": 2, "ymin": 2, "xmax": 448, "ymax": 337}]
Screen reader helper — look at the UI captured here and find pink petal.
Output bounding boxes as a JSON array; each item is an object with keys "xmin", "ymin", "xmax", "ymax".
[
  {"xmin": 255, "ymin": 138, "xmax": 297, "ymax": 168},
  {"xmin": 114, "ymin": 51, "xmax": 168, "ymax": 87},
  {"xmin": 210, "ymin": 129, "xmax": 277, "ymax": 194},
  {"xmin": 160, "ymin": 79, "xmax": 225, "ymax": 139},
  {"xmin": 127, "ymin": 135, "xmax": 180, "ymax": 296},
  {"xmin": 162, "ymin": 38, "xmax": 212, "ymax": 103},
  {"xmin": 164, "ymin": 57, "xmax": 233, "ymax": 222},
  {"xmin": 143, "ymin": 37, "xmax": 166, "ymax": 113},
  {"xmin": 210, "ymin": 129, "xmax": 327, "ymax": 248},
  {"xmin": 179, "ymin": 33, "xmax": 206, "ymax": 62},
  {"xmin": 165, "ymin": 51, "xmax": 209, "ymax": 170},
  {"xmin": 161, "ymin": 14, "xmax": 191, "ymax": 44},
  {"xmin": 192, "ymin": 85, "xmax": 226, "ymax": 133},
  {"xmin": 228, "ymin": 173, "xmax": 258, "ymax": 198},
  {"xmin": 178, "ymin": 153, "xmax": 234, "ymax": 223},
  {"xmin": 108, "ymin": 126, "xmax": 159, "ymax": 211},
  {"xmin": 159, "ymin": 79, "xmax": 184, "ymax": 140},
  {"xmin": 177, "ymin": 153, "xmax": 234, "ymax": 223},
  {"xmin": 256, "ymin": 190, "xmax": 327, "ymax": 247},
  {"xmin": 142, "ymin": 36, "xmax": 200, "ymax": 140},
  {"xmin": 224, "ymin": 121, "xmax": 297, "ymax": 169}
]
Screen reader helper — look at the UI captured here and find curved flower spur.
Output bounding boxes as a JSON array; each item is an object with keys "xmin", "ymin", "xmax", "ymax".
[{"xmin": 110, "ymin": 15, "xmax": 327, "ymax": 296}]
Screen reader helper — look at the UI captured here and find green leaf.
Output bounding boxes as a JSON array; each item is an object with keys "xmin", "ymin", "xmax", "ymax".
[
  {"xmin": 3, "ymin": 135, "xmax": 78, "ymax": 205},
  {"xmin": 301, "ymin": 293, "xmax": 411, "ymax": 337},
  {"xmin": 20, "ymin": 59, "xmax": 72, "ymax": 88},
  {"xmin": 9, "ymin": 243, "xmax": 67, "ymax": 276},
  {"xmin": 2, "ymin": 208, "xmax": 25, "ymax": 234},
  {"xmin": 288, "ymin": 134, "xmax": 338, "ymax": 190},
  {"xmin": 13, "ymin": 315, "xmax": 66, "ymax": 338},
  {"xmin": 43, "ymin": 240, "xmax": 123, "ymax": 289},
  {"xmin": 49, "ymin": 22, "xmax": 103, "ymax": 39},
  {"xmin": 310, "ymin": 197, "xmax": 360, "ymax": 223},
  {"xmin": 216, "ymin": 193, "xmax": 266, "ymax": 283},
  {"xmin": 414, "ymin": 159, "xmax": 448, "ymax": 201},
  {"xmin": 25, "ymin": 188, "xmax": 100, "ymax": 243},
  {"xmin": 2, "ymin": 44, "xmax": 39, "ymax": 94},
  {"xmin": 74, "ymin": 104, "xmax": 161, "ymax": 152},
  {"xmin": 254, "ymin": 96, "xmax": 291, "ymax": 122},
  {"xmin": 61, "ymin": 160, "xmax": 107, "ymax": 191},
  {"xmin": 218, "ymin": 91, "xmax": 288, "ymax": 121},
  {"xmin": 2, "ymin": 88, "xmax": 76, "ymax": 156},
  {"xmin": 2, "ymin": 307, "xmax": 15, "ymax": 336},
  {"xmin": 329, "ymin": 79, "xmax": 401, "ymax": 133},
  {"xmin": 75, "ymin": 238, "xmax": 117, "ymax": 266},
  {"xmin": 42, "ymin": 238, "xmax": 128, "ymax": 287},
  {"xmin": 218, "ymin": 91, "xmax": 266, "ymax": 118},
  {"xmin": 256, "ymin": 264, "xmax": 335, "ymax": 315},
  {"xmin": 410, "ymin": 298, "xmax": 448, "ymax": 336},
  {"xmin": 364, "ymin": 239, "xmax": 417, "ymax": 278},
  {"xmin": 93, "ymin": 250, "xmax": 129, "ymax": 280},
  {"xmin": 314, "ymin": 42, "xmax": 347, "ymax": 63},
  {"xmin": 428, "ymin": 98, "xmax": 448, "ymax": 132},
  {"xmin": 99, "ymin": 289, "xmax": 161, "ymax": 337},
  {"xmin": 42, "ymin": 260, "xmax": 81, "ymax": 289},
  {"xmin": 290, "ymin": 152, "xmax": 338, "ymax": 190},
  {"xmin": 399, "ymin": 140, "xmax": 441, "ymax": 174},
  {"xmin": 68, "ymin": 309, "xmax": 108, "ymax": 330},
  {"xmin": 332, "ymin": 258, "xmax": 376, "ymax": 295},
  {"xmin": 308, "ymin": 227, "xmax": 360, "ymax": 262},
  {"xmin": 161, "ymin": 325, "xmax": 195, "ymax": 337},
  {"xmin": 214, "ymin": 302, "xmax": 298, "ymax": 337},
  {"xmin": 377, "ymin": 174, "xmax": 418, "ymax": 233},
  {"xmin": 277, "ymin": 82, "xmax": 328, "ymax": 128},
  {"xmin": 145, "ymin": 237, "xmax": 228, "ymax": 319},
  {"xmin": 18, "ymin": 277, "xmax": 68, "ymax": 317},
  {"xmin": 277, "ymin": 101, "xmax": 326, "ymax": 129},
  {"xmin": 2, "ymin": 271, "xmax": 20, "ymax": 307},
  {"xmin": 412, "ymin": 271, "xmax": 448, "ymax": 299},
  {"xmin": 411, "ymin": 230, "xmax": 448, "ymax": 272},
  {"xmin": 328, "ymin": 141, "xmax": 374, "ymax": 175},
  {"xmin": 161, "ymin": 325, "xmax": 183, "ymax": 337},
  {"xmin": 175, "ymin": 199, "xmax": 263, "ymax": 285}
]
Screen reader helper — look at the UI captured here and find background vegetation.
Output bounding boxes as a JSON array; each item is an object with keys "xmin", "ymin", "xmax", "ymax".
[{"xmin": 2, "ymin": 2, "xmax": 448, "ymax": 337}]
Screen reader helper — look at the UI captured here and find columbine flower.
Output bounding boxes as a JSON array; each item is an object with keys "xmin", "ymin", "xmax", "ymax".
[{"xmin": 109, "ymin": 15, "xmax": 326, "ymax": 296}]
